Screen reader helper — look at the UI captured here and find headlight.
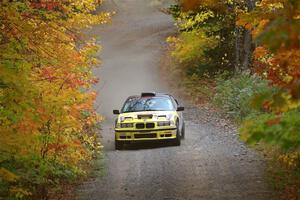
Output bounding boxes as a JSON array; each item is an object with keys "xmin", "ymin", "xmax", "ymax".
[
  {"xmin": 157, "ymin": 121, "xmax": 171, "ymax": 126},
  {"xmin": 120, "ymin": 123, "xmax": 134, "ymax": 128},
  {"xmin": 166, "ymin": 114, "xmax": 175, "ymax": 121},
  {"xmin": 170, "ymin": 120, "xmax": 175, "ymax": 126},
  {"xmin": 119, "ymin": 116, "xmax": 125, "ymax": 122}
]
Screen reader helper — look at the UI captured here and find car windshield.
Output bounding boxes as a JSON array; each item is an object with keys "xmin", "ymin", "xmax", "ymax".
[{"xmin": 121, "ymin": 96, "xmax": 175, "ymax": 113}]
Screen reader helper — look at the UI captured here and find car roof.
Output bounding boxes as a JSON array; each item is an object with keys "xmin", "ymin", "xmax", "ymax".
[
  {"xmin": 126, "ymin": 93, "xmax": 172, "ymax": 100},
  {"xmin": 121, "ymin": 93, "xmax": 179, "ymax": 111}
]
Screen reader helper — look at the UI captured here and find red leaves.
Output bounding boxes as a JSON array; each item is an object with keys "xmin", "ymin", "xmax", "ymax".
[
  {"xmin": 256, "ymin": 49, "xmax": 300, "ymax": 88},
  {"xmin": 262, "ymin": 100, "xmax": 272, "ymax": 112},
  {"xmin": 41, "ymin": 67, "xmax": 56, "ymax": 81},
  {"xmin": 181, "ymin": 0, "xmax": 202, "ymax": 11},
  {"xmin": 289, "ymin": 80, "xmax": 300, "ymax": 99},
  {"xmin": 47, "ymin": 143, "xmax": 68, "ymax": 152},
  {"xmin": 30, "ymin": 1, "xmax": 61, "ymax": 11},
  {"xmin": 266, "ymin": 117, "xmax": 281, "ymax": 127},
  {"xmin": 239, "ymin": 0, "xmax": 300, "ymax": 93},
  {"xmin": 253, "ymin": 46, "xmax": 268, "ymax": 59},
  {"xmin": 39, "ymin": 67, "xmax": 98, "ymax": 89}
]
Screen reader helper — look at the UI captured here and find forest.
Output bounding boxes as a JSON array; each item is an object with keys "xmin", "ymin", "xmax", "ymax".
[{"xmin": 167, "ymin": 0, "xmax": 300, "ymax": 199}]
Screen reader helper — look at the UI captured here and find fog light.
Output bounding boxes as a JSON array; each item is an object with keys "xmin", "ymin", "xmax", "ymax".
[{"xmin": 157, "ymin": 121, "xmax": 171, "ymax": 126}]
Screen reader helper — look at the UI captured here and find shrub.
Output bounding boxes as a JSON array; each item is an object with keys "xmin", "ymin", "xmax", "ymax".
[
  {"xmin": 213, "ymin": 72, "xmax": 271, "ymax": 121},
  {"xmin": 241, "ymin": 107, "xmax": 300, "ymax": 150},
  {"xmin": 240, "ymin": 108, "xmax": 300, "ymax": 199}
]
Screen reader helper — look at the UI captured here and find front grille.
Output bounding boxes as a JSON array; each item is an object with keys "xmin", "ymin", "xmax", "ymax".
[
  {"xmin": 146, "ymin": 123, "xmax": 155, "ymax": 128},
  {"xmin": 119, "ymin": 136, "xmax": 131, "ymax": 139},
  {"xmin": 134, "ymin": 133, "xmax": 156, "ymax": 138},
  {"xmin": 136, "ymin": 123, "xmax": 145, "ymax": 129}
]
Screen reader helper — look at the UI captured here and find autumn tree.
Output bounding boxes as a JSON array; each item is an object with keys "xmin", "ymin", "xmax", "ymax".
[
  {"xmin": 167, "ymin": 0, "xmax": 259, "ymax": 80},
  {"xmin": 238, "ymin": 0, "xmax": 300, "ymax": 149},
  {"xmin": 236, "ymin": 2, "xmax": 300, "ymax": 197},
  {"xmin": 168, "ymin": 0, "xmax": 300, "ymax": 197},
  {"xmin": 0, "ymin": 0, "xmax": 110, "ymax": 199}
]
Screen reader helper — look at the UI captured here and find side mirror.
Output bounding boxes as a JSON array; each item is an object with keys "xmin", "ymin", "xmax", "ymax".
[
  {"xmin": 113, "ymin": 109, "xmax": 120, "ymax": 114},
  {"xmin": 177, "ymin": 106, "xmax": 184, "ymax": 111}
]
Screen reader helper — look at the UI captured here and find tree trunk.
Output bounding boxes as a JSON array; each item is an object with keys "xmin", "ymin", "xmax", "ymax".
[{"xmin": 234, "ymin": 0, "xmax": 256, "ymax": 72}]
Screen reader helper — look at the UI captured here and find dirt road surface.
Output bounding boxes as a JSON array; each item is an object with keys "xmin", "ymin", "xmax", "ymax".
[{"xmin": 77, "ymin": 1, "xmax": 275, "ymax": 199}]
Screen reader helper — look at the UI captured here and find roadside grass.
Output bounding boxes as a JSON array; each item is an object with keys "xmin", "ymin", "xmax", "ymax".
[
  {"xmin": 269, "ymin": 156, "xmax": 300, "ymax": 200},
  {"xmin": 48, "ymin": 151, "xmax": 105, "ymax": 200},
  {"xmin": 257, "ymin": 145, "xmax": 300, "ymax": 200}
]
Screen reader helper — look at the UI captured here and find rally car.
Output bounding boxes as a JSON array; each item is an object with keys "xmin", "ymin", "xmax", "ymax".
[{"xmin": 113, "ymin": 92, "xmax": 185, "ymax": 150}]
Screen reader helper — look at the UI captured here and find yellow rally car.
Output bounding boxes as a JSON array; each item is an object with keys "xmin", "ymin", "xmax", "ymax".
[{"xmin": 113, "ymin": 92, "xmax": 185, "ymax": 150}]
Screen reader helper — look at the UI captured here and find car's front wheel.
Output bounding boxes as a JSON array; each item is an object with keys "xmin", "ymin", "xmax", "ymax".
[{"xmin": 181, "ymin": 121, "xmax": 185, "ymax": 139}]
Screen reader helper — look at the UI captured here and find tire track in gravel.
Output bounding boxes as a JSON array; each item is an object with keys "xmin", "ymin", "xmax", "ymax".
[{"xmin": 76, "ymin": 1, "xmax": 276, "ymax": 199}]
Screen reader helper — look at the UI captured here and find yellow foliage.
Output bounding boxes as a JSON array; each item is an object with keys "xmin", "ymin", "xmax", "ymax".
[
  {"xmin": 167, "ymin": 30, "xmax": 218, "ymax": 64},
  {"xmin": 0, "ymin": 168, "xmax": 19, "ymax": 182},
  {"xmin": 10, "ymin": 187, "xmax": 32, "ymax": 198},
  {"xmin": 278, "ymin": 151, "xmax": 300, "ymax": 170},
  {"xmin": 176, "ymin": 10, "xmax": 214, "ymax": 30}
]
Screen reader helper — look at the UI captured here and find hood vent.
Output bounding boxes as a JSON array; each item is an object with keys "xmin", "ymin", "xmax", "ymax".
[
  {"xmin": 124, "ymin": 117, "xmax": 133, "ymax": 120},
  {"xmin": 137, "ymin": 114, "xmax": 153, "ymax": 119}
]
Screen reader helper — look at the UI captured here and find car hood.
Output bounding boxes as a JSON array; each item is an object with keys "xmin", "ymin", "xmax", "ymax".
[{"xmin": 117, "ymin": 110, "xmax": 177, "ymax": 122}]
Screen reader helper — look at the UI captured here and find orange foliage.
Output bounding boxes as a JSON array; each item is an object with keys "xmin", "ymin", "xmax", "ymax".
[{"xmin": 239, "ymin": 0, "xmax": 300, "ymax": 98}]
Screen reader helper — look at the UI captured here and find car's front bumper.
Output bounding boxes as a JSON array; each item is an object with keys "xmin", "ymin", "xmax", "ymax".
[{"xmin": 115, "ymin": 128, "xmax": 177, "ymax": 141}]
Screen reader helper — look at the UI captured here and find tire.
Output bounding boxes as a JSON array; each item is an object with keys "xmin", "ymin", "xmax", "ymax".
[
  {"xmin": 115, "ymin": 140, "xmax": 123, "ymax": 150},
  {"xmin": 173, "ymin": 121, "xmax": 181, "ymax": 146},
  {"xmin": 181, "ymin": 121, "xmax": 185, "ymax": 139}
]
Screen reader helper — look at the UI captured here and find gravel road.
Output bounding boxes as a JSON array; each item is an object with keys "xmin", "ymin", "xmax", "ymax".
[{"xmin": 77, "ymin": 1, "xmax": 275, "ymax": 199}]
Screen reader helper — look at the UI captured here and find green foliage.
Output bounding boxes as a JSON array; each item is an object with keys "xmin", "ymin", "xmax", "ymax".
[
  {"xmin": 169, "ymin": 4, "xmax": 181, "ymax": 19},
  {"xmin": 241, "ymin": 108, "xmax": 300, "ymax": 150},
  {"xmin": 213, "ymin": 72, "xmax": 271, "ymax": 121}
]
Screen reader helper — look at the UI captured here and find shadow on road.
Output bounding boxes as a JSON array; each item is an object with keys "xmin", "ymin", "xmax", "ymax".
[{"xmin": 119, "ymin": 140, "xmax": 178, "ymax": 150}]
